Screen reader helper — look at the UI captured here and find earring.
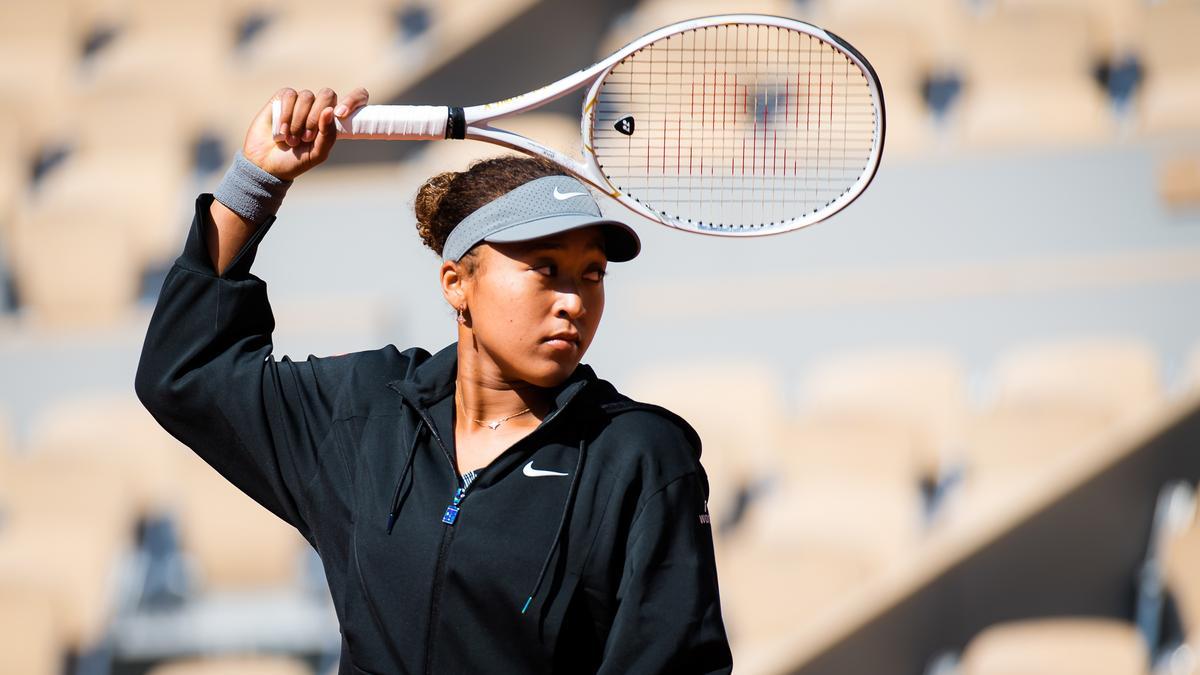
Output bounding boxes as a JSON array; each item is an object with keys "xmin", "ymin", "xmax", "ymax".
[{"xmin": 456, "ymin": 306, "xmax": 467, "ymax": 325}]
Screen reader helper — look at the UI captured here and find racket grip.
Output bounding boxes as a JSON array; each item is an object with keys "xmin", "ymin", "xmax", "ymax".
[{"xmin": 270, "ymin": 101, "xmax": 449, "ymax": 140}]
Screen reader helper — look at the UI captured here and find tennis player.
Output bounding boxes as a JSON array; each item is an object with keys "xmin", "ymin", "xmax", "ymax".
[{"xmin": 135, "ymin": 86, "xmax": 732, "ymax": 673}]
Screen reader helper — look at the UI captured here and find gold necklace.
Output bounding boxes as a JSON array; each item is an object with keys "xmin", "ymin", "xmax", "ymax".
[{"xmin": 472, "ymin": 407, "xmax": 532, "ymax": 430}]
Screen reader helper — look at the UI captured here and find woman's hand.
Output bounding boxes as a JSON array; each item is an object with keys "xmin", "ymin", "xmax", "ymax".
[{"xmin": 242, "ymin": 86, "xmax": 370, "ymax": 181}]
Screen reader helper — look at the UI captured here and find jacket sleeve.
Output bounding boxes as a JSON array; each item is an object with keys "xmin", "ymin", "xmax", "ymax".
[
  {"xmin": 134, "ymin": 194, "xmax": 353, "ymax": 544},
  {"xmin": 598, "ymin": 470, "xmax": 734, "ymax": 674}
]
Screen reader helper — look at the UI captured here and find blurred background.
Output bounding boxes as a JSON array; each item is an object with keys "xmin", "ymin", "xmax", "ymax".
[{"xmin": 1, "ymin": 0, "xmax": 1199, "ymax": 673}]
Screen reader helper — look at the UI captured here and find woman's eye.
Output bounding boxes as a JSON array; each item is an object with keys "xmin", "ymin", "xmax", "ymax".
[
  {"xmin": 584, "ymin": 269, "xmax": 607, "ymax": 283},
  {"xmin": 533, "ymin": 264, "xmax": 556, "ymax": 276}
]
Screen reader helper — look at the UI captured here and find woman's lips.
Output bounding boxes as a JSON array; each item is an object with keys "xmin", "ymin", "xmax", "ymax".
[{"xmin": 543, "ymin": 334, "xmax": 580, "ymax": 351}]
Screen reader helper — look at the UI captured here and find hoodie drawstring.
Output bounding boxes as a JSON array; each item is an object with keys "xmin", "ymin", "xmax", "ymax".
[
  {"xmin": 521, "ymin": 437, "xmax": 587, "ymax": 615},
  {"xmin": 386, "ymin": 419, "xmax": 425, "ymax": 535}
]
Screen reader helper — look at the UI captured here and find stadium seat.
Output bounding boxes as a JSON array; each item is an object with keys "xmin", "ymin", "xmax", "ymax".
[
  {"xmin": 0, "ymin": 478, "xmax": 133, "ymax": 651},
  {"xmin": 959, "ymin": 617, "xmax": 1150, "ymax": 675},
  {"xmin": 815, "ymin": 16, "xmax": 934, "ymax": 157},
  {"xmin": 1137, "ymin": 1, "xmax": 1200, "ymax": 135},
  {"xmin": 146, "ymin": 654, "xmax": 311, "ymax": 675},
  {"xmin": 812, "ymin": 0, "xmax": 970, "ymax": 71},
  {"xmin": 717, "ymin": 541, "xmax": 878, "ymax": 652},
  {"xmin": 1188, "ymin": 344, "xmax": 1200, "ymax": 393},
  {"xmin": 778, "ymin": 415, "xmax": 921, "ymax": 487},
  {"xmin": 626, "ymin": 360, "xmax": 785, "ymax": 534},
  {"xmin": 0, "ymin": 108, "xmax": 31, "ymax": 242},
  {"xmin": 175, "ymin": 450, "xmax": 307, "ymax": 590},
  {"xmin": 0, "ymin": 2, "xmax": 82, "ymax": 146},
  {"xmin": 15, "ymin": 144, "xmax": 190, "ymax": 273},
  {"xmin": 597, "ymin": 0, "xmax": 807, "ymax": 57},
  {"xmin": 27, "ymin": 394, "xmax": 187, "ymax": 520},
  {"xmin": 950, "ymin": 405, "xmax": 1113, "ymax": 523},
  {"xmin": 8, "ymin": 202, "xmax": 144, "ymax": 328},
  {"xmin": 795, "ymin": 349, "xmax": 968, "ymax": 481},
  {"xmin": 1164, "ymin": 519, "xmax": 1200, "ymax": 649},
  {"xmin": 955, "ymin": 6, "xmax": 1115, "ymax": 148},
  {"xmin": 0, "ymin": 581, "xmax": 62, "ymax": 675},
  {"xmin": 1158, "ymin": 155, "xmax": 1200, "ymax": 210},
  {"xmin": 989, "ymin": 337, "xmax": 1164, "ymax": 421},
  {"xmin": 998, "ymin": 0, "xmax": 1144, "ymax": 61}
]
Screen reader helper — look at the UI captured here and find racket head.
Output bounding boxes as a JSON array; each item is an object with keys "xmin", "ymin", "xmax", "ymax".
[{"xmin": 579, "ymin": 14, "xmax": 885, "ymax": 236}]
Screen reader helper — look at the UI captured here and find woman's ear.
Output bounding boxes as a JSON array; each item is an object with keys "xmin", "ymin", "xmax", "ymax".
[{"xmin": 440, "ymin": 259, "xmax": 467, "ymax": 310}]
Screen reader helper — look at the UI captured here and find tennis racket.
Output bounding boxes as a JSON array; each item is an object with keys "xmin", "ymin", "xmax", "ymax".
[{"xmin": 274, "ymin": 14, "xmax": 885, "ymax": 236}]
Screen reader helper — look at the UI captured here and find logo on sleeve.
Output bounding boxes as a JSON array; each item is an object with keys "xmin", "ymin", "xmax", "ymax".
[{"xmin": 699, "ymin": 500, "xmax": 711, "ymax": 525}]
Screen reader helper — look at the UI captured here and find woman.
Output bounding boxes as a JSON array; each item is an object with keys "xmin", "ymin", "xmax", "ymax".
[{"xmin": 135, "ymin": 86, "xmax": 732, "ymax": 674}]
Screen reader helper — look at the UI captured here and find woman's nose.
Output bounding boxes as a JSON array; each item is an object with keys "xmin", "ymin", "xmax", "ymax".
[{"xmin": 554, "ymin": 287, "xmax": 585, "ymax": 319}]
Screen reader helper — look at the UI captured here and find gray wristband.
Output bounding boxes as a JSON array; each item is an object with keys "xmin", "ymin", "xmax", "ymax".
[{"xmin": 213, "ymin": 152, "xmax": 293, "ymax": 224}]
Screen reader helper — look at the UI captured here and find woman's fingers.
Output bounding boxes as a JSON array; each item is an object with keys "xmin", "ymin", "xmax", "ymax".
[
  {"xmin": 275, "ymin": 87, "xmax": 298, "ymax": 138},
  {"xmin": 288, "ymin": 89, "xmax": 316, "ymax": 144},
  {"xmin": 336, "ymin": 87, "xmax": 370, "ymax": 118},
  {"xmin": 306, "ymin": 88, "xmax": 337, "ymax": 142},
  {"xmin": 312, "ymin": 106, "xmax": 337, "ymax": 160}
]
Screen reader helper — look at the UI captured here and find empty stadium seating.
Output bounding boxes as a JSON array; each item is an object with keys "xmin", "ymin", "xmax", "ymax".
[
  {"xmin": 795, "ymin": 349, "xmax": 968, "ymax": 481},
  {"xmin": 1138, "ymin": 0, "xmax": 1200, "ymax": 135},
  {"xmin": 625, "ymin": 360, "xmax": 785, "ymax": 534},
  {"xmin": 146, "ymin": 654, "xmax": 312, "ymax": 675},
  {"xmin": 959, "ymin": 617, "xmax": 1151, "ymax": 675},
  {"xmin": 989, "ymin": 337, "xmax": 1164, "ymax": 421},
  {"xmin": 954, "ymin": 5, "xmax": 1116, "ymax": 148},
  {"xmin": 0, "ymin": 0, "xmax": 1198, "ymax": 672},
  {"xmin": 0, "ymin": 581, "xmax": 62, "ymax": 675}
]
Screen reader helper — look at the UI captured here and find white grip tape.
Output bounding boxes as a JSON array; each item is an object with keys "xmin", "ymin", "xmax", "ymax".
[{"xmin": 270, "ymin": 100, "xmax": 448, "ymax": 140}]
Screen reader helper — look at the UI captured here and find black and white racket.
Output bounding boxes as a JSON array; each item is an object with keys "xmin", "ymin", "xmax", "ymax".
[{"xmin": 274, "ymin": 14, "xmax": 885, "ymax": 236}]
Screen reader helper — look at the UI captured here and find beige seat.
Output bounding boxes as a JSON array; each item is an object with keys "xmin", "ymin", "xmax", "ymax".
[
  {"xmin": 13, "ymin": 144, "xmax": 190, "ymax": 280},
  {"xmin": 778, "ymin": 415, "xmax": 922, "ymax": 487},
  {"xmin": 954, "ymin": 6, "xmax": 1115, "ymax": 148},
  {"xmin": 816, "ymin": 16, "xmax": 934, "ymax": 158},
  {"xmin": 626, "ymin": 360, "xmax": 785, "ymax": 535},
  {"xmin": 813, "ymin": 0, "xmax": 971, "ymax": 71},
  {"xmin": 75, "ymin": 0, "xmax": 239, "ymax": 137},
  {"xmin": 796, "ymin": 349, "xmax": 968, "ymax": 481},
  {"xmin": 998, "ymin": 0, "xmax": 1144, "ymax": 60},
  {"xmin": 597, "ymin": 0, "xmax": 806, "ymax": 58},
  {"xmin": 1164, "ymin": 520, "xmax": 1200, "ymax": 649},
  {"xmin": 1188, "ymin": 344, "xmax": 1200, "ymax": 394},
  {"xmin": 0, "ymin": 581, "xmax": 62, "ymax": 675},
  {"xmin": 27, "ymin": 394, "xmax": 188, "ymax": 519},
  {"xmin": 0, "ymin": 2, "xmax": 82, "ymax": 146},
  {"xmin": 175, "ymin": 451, "xmax": 307, "ymax": 590},
  {"xmin": 717, "ymin": 539, "xmax": 878, "ymax": 652},
  {"xmin": 0, "ymin": 107, "xmax": 31, "ymax": 239},
  {"xmin": 960, "ymin": 617, "xmax": 1150, "ymax": 675},
  {"xmin": 1137, "ymin": 1, "xmax": 1200, "ymax": 135},
  {"xmin": 8, "ymin": 201, "xmax": 144, "ymax": 328},
  {"xmin": 950, "ymin": 405, "xmax": 1113, "ymax": 523},
  {"xmin": 1158, "ymin": 155, "xmax": 1200, "ymax": 210},
  {"xmin": 722, "ymin": 449, "xmax": 924, "ymax": 649},
  {"xmin": 146, "ymin": 655, "xmax": 311, "ymax": 675},
  {"xmin": 990, "ymin": 338, "xmax": 1163, "ymax": 421},
  {"xmin": 0, "ymin": 465, "xmax": 134, "ymax": 651}
]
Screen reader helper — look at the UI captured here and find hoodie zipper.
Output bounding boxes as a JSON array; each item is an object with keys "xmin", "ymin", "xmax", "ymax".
[{"xmin": 391, "ymin": 383, "xmax": 586, "ymax": 675}]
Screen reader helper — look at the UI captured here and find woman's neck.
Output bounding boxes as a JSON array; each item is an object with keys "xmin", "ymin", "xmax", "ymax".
[{"xmin": 454, "ymin": 337, "xmax": 551, "ymax": 428}]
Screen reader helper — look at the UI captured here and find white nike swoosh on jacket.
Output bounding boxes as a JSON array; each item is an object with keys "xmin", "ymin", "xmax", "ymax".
[{"xmin": 523, "ymin": 461, "xmax": 569, "ymax": 477}]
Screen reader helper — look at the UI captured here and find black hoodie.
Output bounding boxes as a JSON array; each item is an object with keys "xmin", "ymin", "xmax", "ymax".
[{"xmin": 134, "ymin": 195, "xmax": 733, "ymax": 674}]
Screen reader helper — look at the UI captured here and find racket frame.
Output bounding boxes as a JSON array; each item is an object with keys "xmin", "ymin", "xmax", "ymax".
[{"xmin": 278, "ymin": 14, "xmax": 885, "ymax": 236}]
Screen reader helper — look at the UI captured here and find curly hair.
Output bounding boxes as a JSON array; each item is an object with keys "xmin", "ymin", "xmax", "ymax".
[{"xmin": 414, "ymin": 155, "xmax": 566, "ymax": 271}]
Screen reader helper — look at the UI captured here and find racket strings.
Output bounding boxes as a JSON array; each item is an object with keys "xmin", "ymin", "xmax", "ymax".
[{"xmin": 591, "ymin": 23, "xmax": 878, "ymax": 232}]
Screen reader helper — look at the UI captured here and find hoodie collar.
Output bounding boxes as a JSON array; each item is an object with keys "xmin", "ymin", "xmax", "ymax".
[{"xmin": 387, "ymin": 342, "xmax": 597, "ymax": 423}]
